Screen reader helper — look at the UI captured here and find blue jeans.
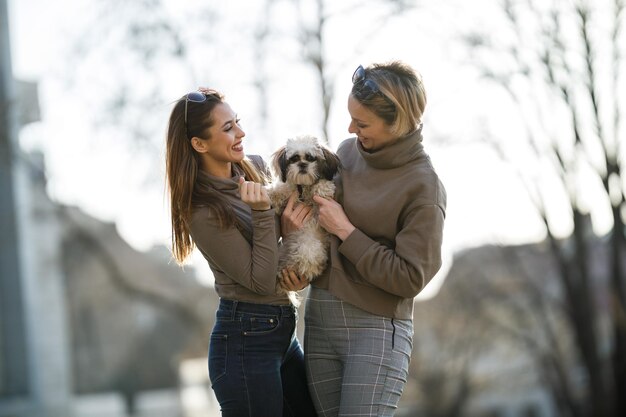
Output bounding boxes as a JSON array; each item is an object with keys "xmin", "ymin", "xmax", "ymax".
[{"xmin": 209, "ymin": 299, "xmax": 317, "ymax": 417}]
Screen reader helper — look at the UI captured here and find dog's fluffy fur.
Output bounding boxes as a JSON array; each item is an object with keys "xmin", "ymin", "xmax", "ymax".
[{"xmin": 268, "ymin": 135, "xmax": 340, "ymax": 297}]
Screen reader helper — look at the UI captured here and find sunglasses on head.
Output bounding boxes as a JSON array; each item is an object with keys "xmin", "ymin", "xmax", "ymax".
[
  {"xmin": 184, "ymin": 91, "xmax": 209, "ymax": 126},
  {"xmin": 185, "ymin": 88, "xmax": 220, "ymax": 136},
  {"xmin": 352, "ymin": 65, "xmax": 384, "ymax": 101}
]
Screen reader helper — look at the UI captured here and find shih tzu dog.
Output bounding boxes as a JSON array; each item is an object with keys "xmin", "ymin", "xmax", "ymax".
[{"xmin": 268, "ymin": 135, "xmax": 341, "ymax": 297}]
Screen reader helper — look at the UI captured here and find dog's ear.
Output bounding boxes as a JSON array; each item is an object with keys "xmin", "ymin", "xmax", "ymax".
[
  {"xmin": 271, "ymin": 146, "xmax": 289, "ymax": 182},
  {"xmin": 320, "ymin": 147, "xmax": 341, "ymax": 180}
]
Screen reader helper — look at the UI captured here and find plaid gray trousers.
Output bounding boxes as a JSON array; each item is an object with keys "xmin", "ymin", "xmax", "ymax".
[{"xmin": 304, "ymin": 286, "xmax": 413, "ymax": 417}]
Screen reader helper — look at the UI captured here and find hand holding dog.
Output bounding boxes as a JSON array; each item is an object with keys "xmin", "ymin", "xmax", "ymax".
[
  {"xmin": 280, "ymin": 192, "xmax": 313, "ymax": 237},
  {"xmin": 238, "ymin": 177, "xmax": 271, "ymax": 211},
  {"xmin": 313, "ymin": 195, "xmax": 355, "ymax": 241},
  {"xmin": 280, "ymin": 269, "xmax": 309, "ymax": 291}
]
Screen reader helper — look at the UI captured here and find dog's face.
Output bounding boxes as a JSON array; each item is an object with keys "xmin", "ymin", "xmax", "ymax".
[{"xmin": 271, "ymin": 135, "xmax": 340, "ymax": 185}]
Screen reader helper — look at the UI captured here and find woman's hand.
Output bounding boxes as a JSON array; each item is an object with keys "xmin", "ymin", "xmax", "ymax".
[
  {"xmin": 280, "ymin": 192, "xmax": 313, "ymax": 237},
  {"xmin": 312, "ymin": 195, "xmax": 355, "ymax": 241},
  {"xmin": 239, "ymin": 177, "xmax": 271, "ymax": 211},
  {"xmin": 280, "ymin": 269, "xmax": 309, "ymax": 291}
]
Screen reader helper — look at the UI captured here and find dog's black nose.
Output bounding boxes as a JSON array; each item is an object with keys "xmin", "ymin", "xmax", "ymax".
[{"xmin": 298, "ymin": 162, "xmax": 308, "ymax": 170}]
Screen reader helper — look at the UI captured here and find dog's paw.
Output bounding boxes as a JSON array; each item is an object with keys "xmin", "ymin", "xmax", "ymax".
[{"xmin": 268, "ymin": 183, "xmax": 292, "ymax": 215}]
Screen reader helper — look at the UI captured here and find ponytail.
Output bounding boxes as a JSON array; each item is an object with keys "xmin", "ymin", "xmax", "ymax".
[{"xmin": 165, "ymin": 93, "xmax": 269, "ymax": 265}]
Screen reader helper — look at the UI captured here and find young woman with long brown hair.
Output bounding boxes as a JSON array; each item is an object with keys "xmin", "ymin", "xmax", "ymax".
[{"xmin": 165, "ymin": 88, "xmax": 316, "ymax": 416}]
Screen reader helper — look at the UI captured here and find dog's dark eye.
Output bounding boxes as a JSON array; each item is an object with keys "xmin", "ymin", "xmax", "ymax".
[
  {"xmin": 305, "ymin": 154, "xmax": 316, "ymax": 162},
  {"xmin": 289, "ymin": 155, "xmax": 300, "ymax": 163}
]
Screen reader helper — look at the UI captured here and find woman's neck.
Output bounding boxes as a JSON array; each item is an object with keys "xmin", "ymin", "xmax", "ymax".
[{"xmin": 202, "ymin": 160, "xmax": 233, "ymax": 179}]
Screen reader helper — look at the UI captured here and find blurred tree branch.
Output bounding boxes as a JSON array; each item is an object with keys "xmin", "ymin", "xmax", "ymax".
[
  {"xmin": 292, "ymin": 0, "xmax": 422, "ymax": 142},
  {"xmin": 462, "ymin": 0, "xmax": 625, "ymax": 415}
]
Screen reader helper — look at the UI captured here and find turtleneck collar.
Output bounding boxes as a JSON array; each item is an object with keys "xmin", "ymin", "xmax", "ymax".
[
  {"xmin": 196, "ymin": 164, "xmax": 245, "ymax": 193},
  {"xmin": 194, "ymin": 163, "xmax": 255, "ymax": 243},
  {"xmin": 357, "ymin": 125, "xmax": 425, "ymax": 169}
]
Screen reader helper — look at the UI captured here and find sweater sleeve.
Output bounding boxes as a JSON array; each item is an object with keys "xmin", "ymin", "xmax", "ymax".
[
  {"xmin": 191, "ymin": 209, "xmax": 279, "ymax": 295},
  {"xmin": 338, "ymin": 203, "xmax": 445, "ymax": 298}
]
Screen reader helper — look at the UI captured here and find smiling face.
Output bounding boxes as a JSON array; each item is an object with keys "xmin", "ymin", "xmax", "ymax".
[
  {"xmin": 347, "ymin": 94, "xmax": 396, "ymax": 152},
  {"xmin": 192, "ymin": 102, "xmax": 245, "ymax": 177}
]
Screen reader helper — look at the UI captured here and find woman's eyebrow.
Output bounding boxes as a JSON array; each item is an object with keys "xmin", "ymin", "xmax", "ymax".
[{"xmin": 221, "ymin": 115, "xmax": 237, "ymax": 129}]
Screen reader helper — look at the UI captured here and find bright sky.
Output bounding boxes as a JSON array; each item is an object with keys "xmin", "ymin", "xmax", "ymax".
[{"xmin": 9, "ymin": 0, "xmax": 568, "ymax": 298}]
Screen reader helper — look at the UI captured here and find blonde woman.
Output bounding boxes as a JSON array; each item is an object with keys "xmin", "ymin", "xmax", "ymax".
[{"xmin": 307, "ymin": 62, "xmax": 447, "ymax": 416}]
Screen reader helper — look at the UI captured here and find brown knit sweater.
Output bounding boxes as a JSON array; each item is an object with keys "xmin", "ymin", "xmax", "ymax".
[
  {"xmin": 313, "ymin": 128, "xmax": 447, "ymax": 319},
  {"xmin": 189, "ymin": 156, "xmax": 289, "ymax": 305}
]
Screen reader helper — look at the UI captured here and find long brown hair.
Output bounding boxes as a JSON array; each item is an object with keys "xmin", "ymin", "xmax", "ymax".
[{"xmin": 165, "ymin": 90, "xmax": 267, "ymax": 265}]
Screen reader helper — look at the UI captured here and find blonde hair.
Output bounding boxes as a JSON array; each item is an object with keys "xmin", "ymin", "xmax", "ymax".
[
  {"xmin": 165, "ymin": 91, "xmax": 266, "ymax": 264},
  {"xmin": 352, "ymin": 61, "xmax": 427, "ymax": 137}
]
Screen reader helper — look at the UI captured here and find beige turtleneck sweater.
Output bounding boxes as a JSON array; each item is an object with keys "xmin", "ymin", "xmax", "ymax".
[
  {"xmin": 189, "ymin": 156, "xmax": 289, "ymax": 305},
  {"xmin": 313, "ymin": 128, "xmax": 447, "ymax": 319}
]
